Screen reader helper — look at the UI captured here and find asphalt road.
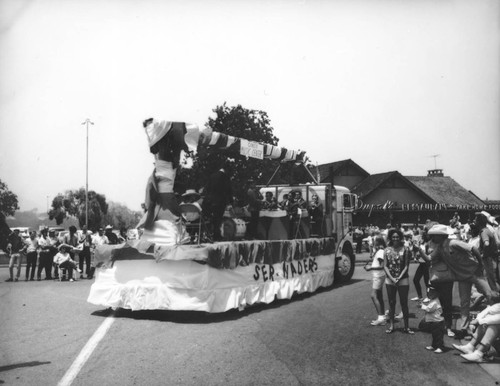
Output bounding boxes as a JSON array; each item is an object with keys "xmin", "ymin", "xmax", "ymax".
[{"xmin": 1, "ymin": 257, "xmax": 499, "ymax": 386}]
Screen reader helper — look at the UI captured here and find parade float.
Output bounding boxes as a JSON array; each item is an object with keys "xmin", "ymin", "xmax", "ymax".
[{"xmin": 87, "ymin": 119, "xmax": 357, "ymax": 313}]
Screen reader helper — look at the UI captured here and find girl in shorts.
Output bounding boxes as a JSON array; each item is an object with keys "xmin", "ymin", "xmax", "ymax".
[{"xmin": 365, "ymin": 235, "xmax": 387, "ymax": 326}]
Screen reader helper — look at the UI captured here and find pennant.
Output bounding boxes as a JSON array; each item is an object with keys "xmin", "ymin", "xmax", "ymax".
[
  {"xmin": 277, "ymin": 148, "xmax": 288, "ymax": 161},
  {"xmin": 209, "ymin": 131, "xmax": 220, "ymax": 146},
  {"xmin": 184, "ymin": 123, "xmax": 200, "ymax": 151},
  {"xmin": 283, "ymin": 149, "xmax": 296, "ymax": 162}
]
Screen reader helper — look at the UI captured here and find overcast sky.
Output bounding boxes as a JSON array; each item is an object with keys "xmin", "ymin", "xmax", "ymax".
[{"xmin": 1, "ymin": 0, "xmax": 499, "ymax": 213}]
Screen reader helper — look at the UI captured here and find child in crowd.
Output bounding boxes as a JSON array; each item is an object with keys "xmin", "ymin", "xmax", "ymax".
[
  {"xmin": 419, "ymin": 287, "xmax": 445, "ymax": 353},
  {"xmin": 53, "ymin": 244, "xmax": 81, "ymax": 282},
  {"xmin": 365, "ymin": 235, "xmax": 387, "ymax": 326}
]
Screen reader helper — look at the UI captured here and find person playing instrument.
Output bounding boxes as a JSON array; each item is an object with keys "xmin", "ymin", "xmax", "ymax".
[
  {"xmin": 262, "ymin": 191, "xmax": 278, "ymax": 210},
  {"xmin": 308, "ymin": 194, "xmax": 323, "ymax": 237}
]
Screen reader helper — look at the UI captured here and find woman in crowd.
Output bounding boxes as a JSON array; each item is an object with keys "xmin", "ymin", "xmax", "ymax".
[
  {"xmin": 364, "ymin": 235, "xmax": 387, "ymax": 326},
  {"xmin": 411, "ymin": 224, "xmax": 433, "ymax": 302},
  {"xmin": 417, "ymin": 222, "xmax": 455, "ymax": 337},
  {"xmin": 384, "ymin": 228, "xmax": 414, "ymax": 334}
]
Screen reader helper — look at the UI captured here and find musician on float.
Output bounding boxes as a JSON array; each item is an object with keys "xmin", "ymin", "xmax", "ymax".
[
  {"xmin": 308, "ymin": 193, "xmax": 324, "ymax": 237},
  {"xmin": 279, "ymin": 193, "xmax": 291, "ymax": 212},
  {"xmin": 288, "ymin": 190, "xmax": 306, "ymax": 217},
  {"xmin": 262, "ymin": 191, "xmax": 278, "ymax": 210}
]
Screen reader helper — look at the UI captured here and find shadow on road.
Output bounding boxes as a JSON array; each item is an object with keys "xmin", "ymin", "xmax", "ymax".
[
  {"xmin": 0, "ymin": 361, "xmax": 51, "ymax": 372},
  {"xmin": 90, "ymin": 278, "xmax": 368, "ymax": 324}
]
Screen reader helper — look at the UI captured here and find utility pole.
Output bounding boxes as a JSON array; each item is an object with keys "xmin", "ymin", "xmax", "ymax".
[{"xmin": 82, "ymin": 119, "xmax": 94, "ymax": 228}]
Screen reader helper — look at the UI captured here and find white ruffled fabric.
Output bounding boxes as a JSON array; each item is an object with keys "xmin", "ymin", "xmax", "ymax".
[{"xmin": 88, "ymin": 255, "xmax": 336, "ymax": 313}]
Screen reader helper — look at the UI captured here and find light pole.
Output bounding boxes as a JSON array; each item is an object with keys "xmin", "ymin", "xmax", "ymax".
[{"xmin": 82, "ymin": 119, "xmax": 94, "ymax": 228}]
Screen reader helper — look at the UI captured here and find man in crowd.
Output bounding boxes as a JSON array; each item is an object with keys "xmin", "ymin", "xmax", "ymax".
[
  {"xmin": 79, "ymin": 224, "xmax": 93, "ymax": 279},
  {"xmin": 6, "ymin": 229, "xmax": 25, "ymax": 282},
  {"xmin": 47, "ymin": 229, "xmax": 61, "ymax": 279},
  {"xmin": 37, "ymin": 228, "xmax": 53, "ymax": 280},
  {"xmin": 105, "ymin": 225, "xmax": 119, "ymax": 245},
  {"xmin": 24, "ymin": 231, "xmax": 39, "ymax": 281}
]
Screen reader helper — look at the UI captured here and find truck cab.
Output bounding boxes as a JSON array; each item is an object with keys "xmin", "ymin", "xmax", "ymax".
[{"xmin": 259, "ymin": 183, "xmax": 357, "ymax": 282}]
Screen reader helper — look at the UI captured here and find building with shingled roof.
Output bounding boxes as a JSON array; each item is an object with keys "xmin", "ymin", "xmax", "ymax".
[{"xmin": 315, "ymin": 161, "xmax": 496, "ymax": 227}]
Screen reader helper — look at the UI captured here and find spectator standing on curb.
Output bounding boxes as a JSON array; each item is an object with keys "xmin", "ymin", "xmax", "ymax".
[
  {"xmin": 37, "ymin": 228, "xmax": 52, "ymax": 280},
  {"xmin": 47, "ymin": 229, "xmax": 60, "ymax": 279},
  {"xmin": 428, "ymin": 223, "xmax": 494, "ymax": 337},
  {"xmin": 411, "ymin": 223, "xmax": 435, "ymax": 302},
  {"xmin": 6, "ymin": 229, "xmax": 24, "ymax": 282},
  {"xmin": 90, "ymin": 227, "xmax": 109, "ymax": 278},
  {"xmin": 24, "ymin": 231, "xmax": 39, "ymax": 281},
  {"xmin": 384, "ymin": 228, "xmax": 414, "ymax": 334},
  {"xmin": 78, "ymin": 225, "xmax": 92, "ymax": 279},
  {"xmin": 365, "ymin": 235, "xmax": 387, "ymax": 326},
  {"xmin": 63, "ymin": 226, "xmax": 80, "ymax": 262}
]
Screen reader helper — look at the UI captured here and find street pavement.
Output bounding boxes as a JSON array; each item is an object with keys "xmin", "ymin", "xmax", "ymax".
[{"xmin": 0, "ymin": 256, "xmax": 499, "ymax": 386}]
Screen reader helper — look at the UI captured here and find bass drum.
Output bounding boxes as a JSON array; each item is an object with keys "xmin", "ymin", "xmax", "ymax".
[{"xmin": 221, "ymin": 218, "xmax": 247, "ymax": 241}]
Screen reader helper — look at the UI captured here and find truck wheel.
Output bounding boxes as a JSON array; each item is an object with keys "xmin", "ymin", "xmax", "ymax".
[{"xmin": 334, "ymin": 250, "xmax": 355, "ymax": 283}]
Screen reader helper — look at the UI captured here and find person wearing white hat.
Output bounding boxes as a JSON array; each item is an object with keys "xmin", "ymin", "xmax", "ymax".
[
  {"xmin": 428, "ymin": 223, "xmax": 495, "ymax": 335},
  {"xmin": 53, "ymin": 244, "xmax": 81, "ymax": 281},
  {"xmin": 104, "ymin": 225, "xmax": 119, "ymax": 245}
]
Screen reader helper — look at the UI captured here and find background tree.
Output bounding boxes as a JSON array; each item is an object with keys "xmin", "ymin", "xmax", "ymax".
[
  {"xmin": 0, "ymin": 179, "xmax": 20, "ymax": 216},
  {"xmin": 102, "ymin": 202, "xmax": 143, "ymax": 231},
  {"xmin": 48, "ymin": 188, "xmax": 108, "ymax": 230},
  {"xmin": 177, "ymin": 103, "xmax": 313, "ymax": 204}
]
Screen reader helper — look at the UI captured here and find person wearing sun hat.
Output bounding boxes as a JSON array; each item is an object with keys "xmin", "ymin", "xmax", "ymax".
[
  {"xmin": 53, "ymin": 244, "xmax": 81, "ymax": 281},
  {"xmin": 181, "ymin": 189, "xmax": 202, "ymax": 205},
  {"xmin": 428, "ymin": 223, "xmax": 496, "ymax": 336}
]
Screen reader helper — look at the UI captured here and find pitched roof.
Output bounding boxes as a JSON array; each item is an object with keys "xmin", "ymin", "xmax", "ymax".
[
  {"xmin": 405, "ymin": 176, "xmax": 485, "ymax": 206},
  {"xmin": 352, "ymin": 171, "xmax": 437, "ymax": 203},
  {"xmin": 351, "ymin": 171, "xmax": 397, "ymax": 199},
  {"xmin": 317, "ymin": 159, "xmax": 369, "ymax": 182}
]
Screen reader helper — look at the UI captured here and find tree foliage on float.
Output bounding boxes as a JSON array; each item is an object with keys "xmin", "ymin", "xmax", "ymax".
[
  {"xmin": 0, "ymin": 179, "xmax": 20, "ymax": 217},
  {"xmin": 48, "ymin": 188, "xmax": 108, "ymax": 230},
  {"xmin": 177, "ymin": 103, "xmax": 314, "ymax": 204}
]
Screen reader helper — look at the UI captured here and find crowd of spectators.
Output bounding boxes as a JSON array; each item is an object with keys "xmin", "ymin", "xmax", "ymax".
[
  {"xmin": 364, "ymin": 211, "xmax": 500, "ymax": 363},
  {"xmin": 4, "ymin": 224, "xmax": 131, "ymax": 282}
]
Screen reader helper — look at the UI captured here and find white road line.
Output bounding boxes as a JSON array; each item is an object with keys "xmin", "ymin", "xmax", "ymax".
[{"xmin": 57, "ymin": 316, "xmax": 115, "ymax": 386}]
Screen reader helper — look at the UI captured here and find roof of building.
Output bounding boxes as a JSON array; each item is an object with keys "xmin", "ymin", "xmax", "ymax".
[
  {"xmin": 352, "ymin": 171, "xmax": 435, "ymax": 203},
  {"xmin": 317, "ymin": 159, "xmax": 369, "ymax": 182},
  {"xmin": 405, "ymin": 176, "xmax": 485, "ymax": 206}
]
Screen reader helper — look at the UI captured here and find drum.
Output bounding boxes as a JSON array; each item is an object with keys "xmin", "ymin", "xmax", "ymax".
[{"xmin": 221, "ymin": 218, "xmax": 247, "ymax": 240}]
